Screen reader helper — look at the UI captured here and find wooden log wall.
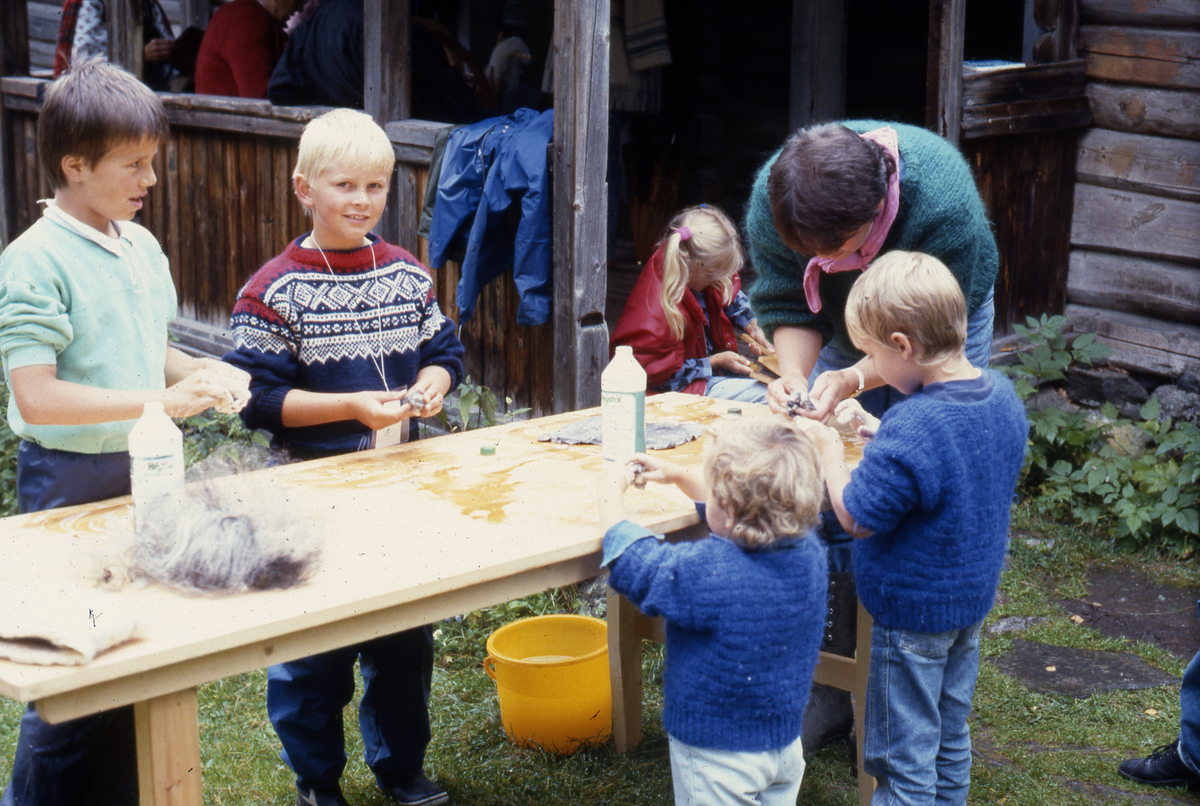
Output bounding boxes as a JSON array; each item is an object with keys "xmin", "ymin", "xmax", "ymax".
[
  {"xmin": 1069, "ymin": 0, "xmax": 1200, "ymax": 377},
  {"xmin": 948, "ymin": 0, "xmax": 1093, "ymax": 333}
]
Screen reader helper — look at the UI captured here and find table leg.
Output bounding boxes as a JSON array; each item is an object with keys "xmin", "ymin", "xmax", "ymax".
[
  {"xmin": 134, "ymin": 688, "xmax": 202, "ymax": 806},
  {"xmin": 854, "ymin": 604, "xmax": 874, "ymax": 806},
  {"xmin": 607, "ymin": 586, "xmax": 643, "ymax": 753}
]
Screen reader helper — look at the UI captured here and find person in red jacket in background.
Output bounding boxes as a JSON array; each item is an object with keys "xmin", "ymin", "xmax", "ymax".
[
  {"xmin": 610, "ymin": 204, "xmax": 774, "ymax": 402},
  {"xmin": 194, "ymin": 0, "xmax": 300, "ymax": 98}
]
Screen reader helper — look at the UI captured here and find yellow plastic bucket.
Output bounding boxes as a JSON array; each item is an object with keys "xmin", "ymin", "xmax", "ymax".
[{"xmin": 484, "ymin": 614, "xmax": 612, "ymax": 754}]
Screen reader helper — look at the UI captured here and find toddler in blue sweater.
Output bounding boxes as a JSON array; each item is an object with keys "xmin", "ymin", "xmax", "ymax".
[
  {"xmin": 598, "ymin": 416, "xmax": 828, "ymax": 805},
  {"xmin": 796, "ymin": 250, "xmax": 1027, "ymax": 806}
]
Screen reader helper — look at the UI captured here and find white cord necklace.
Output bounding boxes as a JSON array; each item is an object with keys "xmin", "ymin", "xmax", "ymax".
[{"xmin": 309, "ymin": 235, "xmax": 390, "ymax": 391}]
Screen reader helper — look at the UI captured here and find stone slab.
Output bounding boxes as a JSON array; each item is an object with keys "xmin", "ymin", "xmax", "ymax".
[{"xmin": 990, "ymin": 639, "xmax": 1178, "ymax": 697}]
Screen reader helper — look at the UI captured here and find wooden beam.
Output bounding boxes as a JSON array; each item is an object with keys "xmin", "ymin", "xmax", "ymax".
[
  {"xmin": 108, "ymin": 0, "xmax": 144, "ymax": 80},
  {"xmin": 1032, "ymin": 0, "xmax": 1078, "ymax": 61},
  {"xmin": 1087, "ymin": 83, "xmax": 1200, "ymax": 141},
  {"xmin": 2, "ymin": 0, "xmax": 30, "ymax": 77},
  {"xmin": 1068, "ymin": 249, "xmax": 1200, "ymax": 323},
  {"xmin": 962, "ymin": 59, "xmax": 1087, "ymax": 106},
  {"xmin": 1079, "ymin": 26, "xmax": 1200, "ymax": 90},
  {"xmin": 1079, "ymin": 0, "xmax": 1200, "ymax": 28},
  {"xmin": 364, "ymin": 0, "xmax": 411, "ymax": 249},
  {"xmin": 961, "ymin": 96, "xmax": 1092, "ymax": 138},
  {"xmin": 926, "ymin": 0, "xmax": 965, "ymax": 144},
  {"xmin": 1066, "ymin": 303, "xmax": 1200, "ymax": 378},
  {"xmin": 1071, "ymin": 183, "xmax": 1200, "ymax": 263},
  {"xmin": 551, "ymin": 0, "xmax": 609, "ymax": 413},
  {"xmin": 1075, "ymin": 128, "xmax": 1200, "ymax": 202},
  {"xmin": 790, "ymin": 0, "xmax": 845, "ymax": 131}
]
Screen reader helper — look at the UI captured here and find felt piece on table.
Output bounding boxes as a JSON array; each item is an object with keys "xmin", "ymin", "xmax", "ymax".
[
  {"xmin": 538, "ymin": 416, "xmax": 702, "ymax": 449},
  {"xmin": 0, "ymin": 584, "xmax": 139, "ymax": 666}
]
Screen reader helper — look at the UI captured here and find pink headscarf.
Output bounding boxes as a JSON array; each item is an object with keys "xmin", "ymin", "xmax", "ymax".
[{"xmin": 801, "ymin": 126, "xmax": 901, "ymax": 313}]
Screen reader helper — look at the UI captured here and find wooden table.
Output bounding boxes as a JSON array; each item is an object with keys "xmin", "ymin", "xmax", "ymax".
[
  {"xmin": 0, "ymin": 394, "xmax": 718, "ymax": 805},
  {"xmin": 0, "ymin": 393, "xmax": 872, "ymax": 806}
]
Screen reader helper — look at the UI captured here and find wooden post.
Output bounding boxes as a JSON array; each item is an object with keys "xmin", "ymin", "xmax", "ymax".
[
  {"xmin": 551, "ymin": 0, "xmax": 609, "ymax": 413},
  {"xmin": 790, "ymin": 0, "xmax": 846, "ymax": 132},
  {"xmin": 1033, "ymin": 0, "xmax": 1079, "ymax": 62},
  {"xmin": 0, "ymin": 0, "xmax": 30, "ymax": 247},
  {"xmin": 926, "ymin": 0, "xmax": 965, "ymax": 144},
  {"xmin": 365, "ymin": 0, "xmax": 414, "ymax": 250},
  {"xmin": 134, "ymin": 688, "xmax": 203, "ymax": 806},
  {"xmin": 108, "ymin": 0, "xmax": 145, "ymax": 80}
]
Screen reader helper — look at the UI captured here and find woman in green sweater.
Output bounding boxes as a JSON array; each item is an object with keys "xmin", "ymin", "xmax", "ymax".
[{"xmin": 744, "ymin": 120, "xmax": 998, "ymax": 422}]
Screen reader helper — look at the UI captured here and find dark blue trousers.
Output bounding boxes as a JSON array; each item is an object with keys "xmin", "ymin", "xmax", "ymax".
[
  {"xmin": 3, "ymin": 442, "xmax": 137, "ymax": 806},
  {"xmin": 267, "ymin": 627, "xmax": 435, "ymax": 790}
]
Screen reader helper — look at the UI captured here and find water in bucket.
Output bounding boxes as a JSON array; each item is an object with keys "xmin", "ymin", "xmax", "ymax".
[{"xmin": 484, "ymin": 614, "xmax": 612, "ymax": 754}]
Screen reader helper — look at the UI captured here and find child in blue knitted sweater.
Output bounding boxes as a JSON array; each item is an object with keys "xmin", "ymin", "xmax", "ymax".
[
  {"xmin": 598, "ymin": 416, "xmax": 828, "ymax": 805},
  {"xmin": 796, "ymin": 250, "xmax": 1027, "ymax": 806}
]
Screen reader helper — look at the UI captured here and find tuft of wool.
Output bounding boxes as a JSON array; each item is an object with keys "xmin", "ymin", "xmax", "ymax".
[{"xmin": 113, "ymin": 475, "xmax": 320, "ymax": 595}]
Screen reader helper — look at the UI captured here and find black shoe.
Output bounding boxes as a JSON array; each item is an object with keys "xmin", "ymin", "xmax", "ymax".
[
  {"xmin": 296, "ymin": 784, "xmax": 352, "ymax": 806},
  {"xmin": 379, "ymin": 773, "xmax": 449, "ymax": 806},
  {"xmin": 1119, "ymin": 740, "xmax": 1200, "ymax": 789},
  {"xmin": 800, "ymin": 683, "xmax": 854, "ymax": 758}
]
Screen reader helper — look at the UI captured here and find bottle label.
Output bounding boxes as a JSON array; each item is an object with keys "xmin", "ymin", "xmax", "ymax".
[{"xmin": 601, "ymin": 390, "xmax": 646, "ymax": 461}]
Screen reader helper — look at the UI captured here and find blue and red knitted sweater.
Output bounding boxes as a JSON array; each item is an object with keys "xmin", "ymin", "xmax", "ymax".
[{"xmin": 225, "ymin": 234, "xmax": 464, "ymax": 455}]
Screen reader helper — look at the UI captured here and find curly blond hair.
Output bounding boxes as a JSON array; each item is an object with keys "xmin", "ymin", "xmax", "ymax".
[{"xmin": 703, "ymin": 417, "xmax": 824, "ymax": 549}]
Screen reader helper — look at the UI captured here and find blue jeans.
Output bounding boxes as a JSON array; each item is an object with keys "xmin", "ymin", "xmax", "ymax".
[
  {"xmin": 704, "ymin": 376, "xmax": 769, "ymax": 404},
  {"xmin": 1178, "ymin": 602, "xmax": 1200, "ymax": 775},
  {"xmin": 863, "ymin": 620, "xmax": 983, "ymax": 806},
  {"xmin": 3, "ymin": 443, "xmax": 136, "ymax": 806},
  {"xmin": 267, "ymin": 627, "xmax": 434, "ymax": 790}
]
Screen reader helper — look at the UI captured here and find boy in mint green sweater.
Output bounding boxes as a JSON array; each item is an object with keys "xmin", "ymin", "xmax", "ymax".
[{"xmin": 0, "ymin": 58, "xmax": 247, "ymax": 806}]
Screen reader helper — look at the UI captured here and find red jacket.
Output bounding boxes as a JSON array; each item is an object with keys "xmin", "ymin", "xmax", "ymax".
[
  {"xmin": 610, "ymin": 246, "xmax": 741, "ymax": 395},
  {"xmin": 194, "ymin": 0, "xmax": 287, "ymax": 99}
]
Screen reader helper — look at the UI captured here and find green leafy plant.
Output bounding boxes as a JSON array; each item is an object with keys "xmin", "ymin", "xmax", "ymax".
[
  {"xmin": 179, "ymin": 409, "xmax": 270, "ymax": 467},
  {"xmin": 999, "ymin": 315, "xmax": 1199, "ymax": 555},
  {"xmin": 1001, "ymin": 314, "xmax": 1112, "ymax": 398},
  {"xmin": 434, "ymin": 375, "xmax": 530, "ymax": 433}
]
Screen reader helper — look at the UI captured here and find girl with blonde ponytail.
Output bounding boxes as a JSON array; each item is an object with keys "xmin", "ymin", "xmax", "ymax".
[{"xmin": 611, "ymin": 205, "xmax": 774, "ymax": 402}]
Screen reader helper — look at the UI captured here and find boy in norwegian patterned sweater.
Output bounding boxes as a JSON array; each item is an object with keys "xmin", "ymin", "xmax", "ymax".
[
  {"xmin": 598, "ymin": 417, "xmax": 828, "ymax": 805},
  {"xmin": 795, "ymin": 250, "xmax": 1027, "ymax": 806},
  {"xmin": 224, "ymin": 108, "xmax": 462, "ymax": 806}
]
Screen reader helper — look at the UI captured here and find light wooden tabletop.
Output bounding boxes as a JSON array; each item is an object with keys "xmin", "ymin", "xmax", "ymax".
[{"xmin": 0, "ymin": 393, "xmax": 792, "ymax": 722}]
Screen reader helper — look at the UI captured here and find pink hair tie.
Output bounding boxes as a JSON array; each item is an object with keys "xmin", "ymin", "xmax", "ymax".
[{"xmin": 676, "ymin": 225, "xmax": 692, "ymax": 241}]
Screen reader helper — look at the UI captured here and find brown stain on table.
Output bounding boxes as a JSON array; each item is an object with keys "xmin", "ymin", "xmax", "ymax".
[{"xmin": 24, "ymin": 502, "xmax": 130, "ymax": 537}]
